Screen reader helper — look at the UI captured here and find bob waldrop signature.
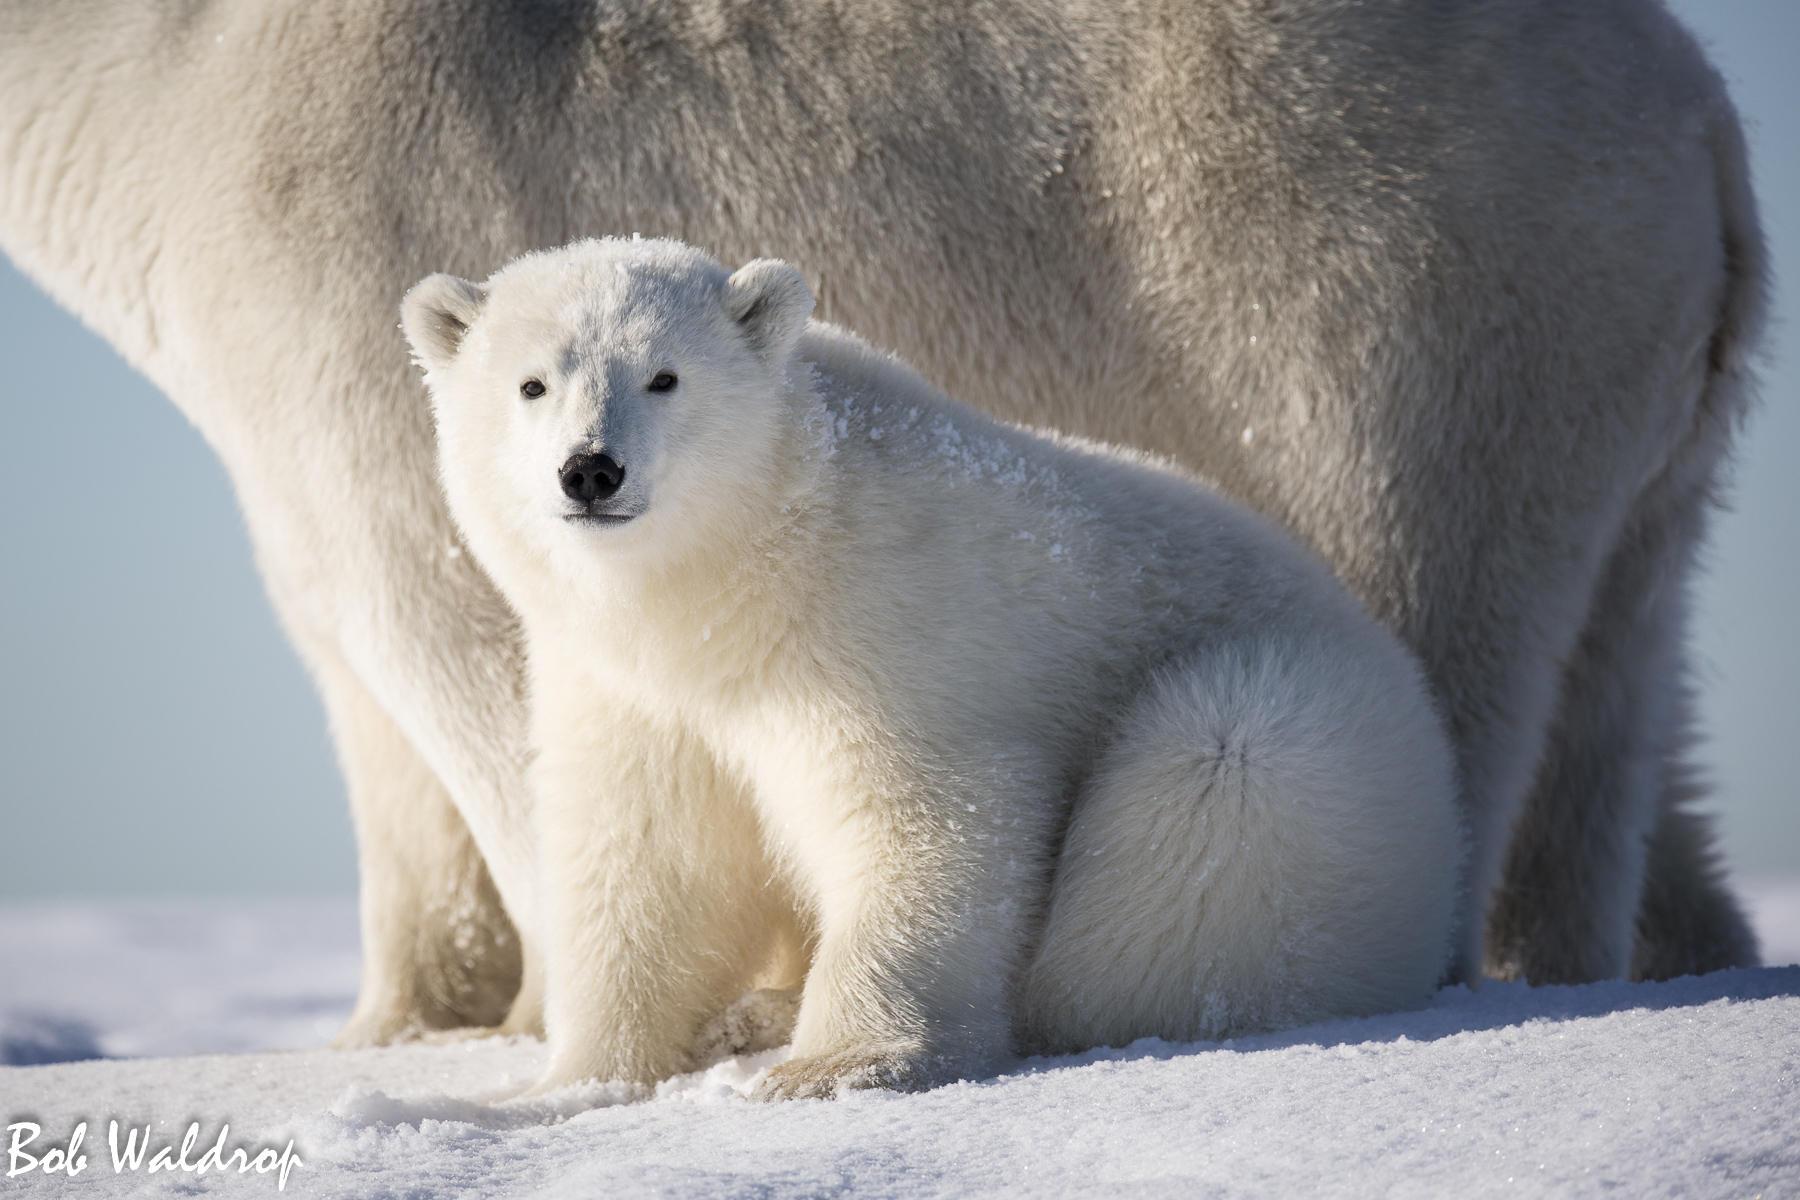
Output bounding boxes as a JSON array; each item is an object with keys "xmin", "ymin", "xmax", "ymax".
[{"xmin": 7, "ymin": 1120, "xmax": 303, "ymax": 1190}]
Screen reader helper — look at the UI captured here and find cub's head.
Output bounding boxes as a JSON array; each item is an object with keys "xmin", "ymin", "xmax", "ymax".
[{"xmin": 402, "ymin": 238, "xmax": 814, "ymax": 587}]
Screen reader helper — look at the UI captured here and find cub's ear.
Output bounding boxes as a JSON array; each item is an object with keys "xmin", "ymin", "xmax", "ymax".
[
  {"xmin": 401, "ymin": 274, "xmax": 489, "ymax": 374},
  {"xmin": 722, "ymin": 259, "xmax": 814, "ymax": 360}
]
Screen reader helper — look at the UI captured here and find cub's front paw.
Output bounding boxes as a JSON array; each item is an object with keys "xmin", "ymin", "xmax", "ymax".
[
  {"xmin": 753, "ymin": 1048, "xmax": 919, "ymax": 1100},
  {"xmin": 416, "ymin": 1024, "xmax": 519, "ymax": 1046},
  {"xmin": 752, "ymin": 1039, "xmax": 996, "ymax": 1100}
]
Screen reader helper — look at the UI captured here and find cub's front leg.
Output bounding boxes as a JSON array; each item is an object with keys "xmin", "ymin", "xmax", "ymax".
[
  {"xmin": 530, "ymin": 662, "xmax": 788, "ymax": 1092},
  {"xmin": 753, "ymin": 762, "xmax": 1052, "ymax": 1100}
]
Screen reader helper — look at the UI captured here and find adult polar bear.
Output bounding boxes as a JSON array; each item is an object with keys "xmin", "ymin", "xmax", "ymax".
[{"xmin": 0, "ymin": 0, "xmax": 1763, "ymax": 1042}]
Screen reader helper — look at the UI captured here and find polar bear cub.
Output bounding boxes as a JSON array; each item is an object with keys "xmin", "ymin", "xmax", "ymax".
[{"xmin": 403, "ymin": 237, "xmax": 1462, "ymax": 1099}]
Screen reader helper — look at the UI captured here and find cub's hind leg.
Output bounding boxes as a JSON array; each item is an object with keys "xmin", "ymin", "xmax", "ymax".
[{"xmin": 1018, "ymin": 637, "xmax": 1460, "ymax": 1054}]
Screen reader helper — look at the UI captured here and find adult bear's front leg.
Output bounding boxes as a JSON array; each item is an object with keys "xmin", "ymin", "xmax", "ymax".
[
  {"xmin": 530, "ymin": 683, "xmax": 795, "ymax": 1093},
  {"xmin": 320, "ymin": 654, "xmax": 525, "ymax": 1046}
]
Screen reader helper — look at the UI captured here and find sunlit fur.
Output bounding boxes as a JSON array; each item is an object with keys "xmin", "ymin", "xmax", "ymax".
[
  {"xmin": 0, "ymin": 1, "xmax": 1762, "ymax": 1043},
  {"xmin": 407, "ymin": 238, "xmax": 1461, "ymax": 1097}
]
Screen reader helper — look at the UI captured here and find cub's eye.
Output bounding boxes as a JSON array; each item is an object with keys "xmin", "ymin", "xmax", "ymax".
[
  {"xmin": 520, "ymin": 379, "xmax": 546, "ymax": 399},
  {"xmin": 648, "ymin": 372, "xmax": 677, "ymax": 392}
]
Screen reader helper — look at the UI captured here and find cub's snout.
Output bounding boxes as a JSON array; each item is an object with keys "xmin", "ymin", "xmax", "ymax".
[{"xmin": 560, "ymin": 452, "xmax": 626, "ymax": 506}]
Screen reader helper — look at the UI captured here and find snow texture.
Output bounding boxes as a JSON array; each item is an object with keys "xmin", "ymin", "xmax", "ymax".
[{"xmin": 2, "ymin": 897, "xmax": 1797, "ymax": 1198}]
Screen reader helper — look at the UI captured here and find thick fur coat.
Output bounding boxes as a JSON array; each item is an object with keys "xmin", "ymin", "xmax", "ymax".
[
  {"xmin": 406, "ymin": 238, "xmax": 1462, "ymax": 1095},
  {"xmin": 0, "ymin": 0, "xmax": 1762, "ymax": 1044}
]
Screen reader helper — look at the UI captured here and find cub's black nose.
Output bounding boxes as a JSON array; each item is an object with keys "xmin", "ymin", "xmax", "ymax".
[{"xmin": 559, "ymin": 452, "xmax": 625, "ymax": 503}]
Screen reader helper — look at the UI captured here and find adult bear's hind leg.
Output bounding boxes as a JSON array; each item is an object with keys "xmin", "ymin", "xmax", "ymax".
[
  {"xmin": 1486, "ymin": 94, "xmax": 1767, "ymax": 985},
  {"xmin": 1486, "ymin": 408, "xmax": 1756, "ymax": 985},
  {"xmin": 1631, "ymin": 725, "xmax": 1758, "ymax": 981}
]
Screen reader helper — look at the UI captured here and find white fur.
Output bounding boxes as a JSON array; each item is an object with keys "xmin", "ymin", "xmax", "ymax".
[
  {"xmin": 0, "ymin": 1, "xmax": 1761, "ymax": 1042},
  {"xmin": 407, "ymin": 238, "xmax": 1462, "ymax": 1095}
]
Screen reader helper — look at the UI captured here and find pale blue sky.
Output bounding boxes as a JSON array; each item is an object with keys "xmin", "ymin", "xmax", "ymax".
[{"xmin": 0, "ymin": 0, "xmax": 1793, "ymax": 897}]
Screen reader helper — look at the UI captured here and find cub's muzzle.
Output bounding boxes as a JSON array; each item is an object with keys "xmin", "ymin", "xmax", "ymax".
[{"xmin": 560, "ymin": 452, "xmax": 625, "ymax": 504}]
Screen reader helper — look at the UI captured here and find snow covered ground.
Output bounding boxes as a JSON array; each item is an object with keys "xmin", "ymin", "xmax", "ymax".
[{"xmin": 2, "ymin": 893, "xmax": 1797, "ymax": 1198}]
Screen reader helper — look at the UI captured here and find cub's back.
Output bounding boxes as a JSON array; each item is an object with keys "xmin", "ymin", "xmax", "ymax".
[{"xmin": 794, "ymin": 323, "xmax": 1396, "ymax": 675}]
